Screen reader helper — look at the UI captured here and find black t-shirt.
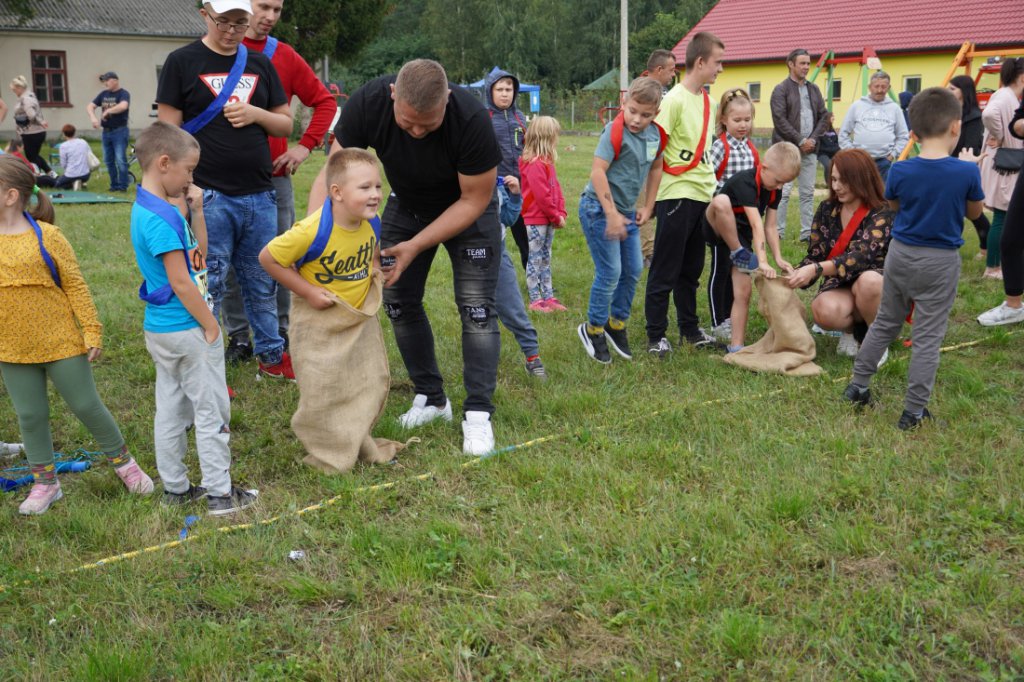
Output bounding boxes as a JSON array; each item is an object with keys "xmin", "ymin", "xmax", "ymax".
[
  {"xmin": 720, "ymin": 167, "xmax": 782, "ymax": 231},
  {"xmin": 336, "ymin": 75, "xmax": 502, "ymax": 220},
  {"xmin": 156, "ymin": 40, "xmax": 287, "ymax": 195},
  {"xmin": 90, "ymin": 88, "xmax": 130, "ymax": 129}
]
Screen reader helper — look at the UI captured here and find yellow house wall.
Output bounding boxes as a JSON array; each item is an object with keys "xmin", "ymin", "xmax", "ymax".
[
  {"xmin": 706, "ymin": 52, "xmax": 970, "ymax": 133},
  {"xmin": 0, "ymin": 33, "xmax": 193, "ymax": 138}
]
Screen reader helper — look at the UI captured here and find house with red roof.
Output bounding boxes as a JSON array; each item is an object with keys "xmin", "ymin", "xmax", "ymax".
[{"xmin": 672, "ymin": 0, "xmax": 1024, "ymax": 130}]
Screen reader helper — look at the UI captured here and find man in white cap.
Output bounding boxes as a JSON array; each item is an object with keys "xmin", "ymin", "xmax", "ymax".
[
  {"xmin": 219, "ymin": 0, "xmax": 337, "ymax": 364},
  {"xmin": 156, "ymin": 0, "xmax": 296, "ymax": 381}
]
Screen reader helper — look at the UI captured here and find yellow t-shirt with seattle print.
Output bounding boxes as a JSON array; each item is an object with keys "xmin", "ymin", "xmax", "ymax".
[
  {"xmin": 266, "ymin": 207, "xmax": 377, "ymax": 309},
  {"xmin": 656, "ymin": 83, "xmax": 717, "ymax": 203}
]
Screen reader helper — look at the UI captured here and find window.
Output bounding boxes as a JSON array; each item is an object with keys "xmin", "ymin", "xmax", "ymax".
[
  {"xmin": 903, "ymin": 75, "xmax": 922, "ymax": 95},
  {"xmin": 747, "ymin": 82, "xmax": 761, "ymax": 102},
  {"xmin": 30, "ymin": 51, "xmax": 69, "ymax": 106},
  {"xmin": 830, "ymin": 78, "xmax": 842, "ymax": 101}
]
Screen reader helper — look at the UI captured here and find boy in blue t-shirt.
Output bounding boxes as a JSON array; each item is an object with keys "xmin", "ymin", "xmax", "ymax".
[
  {"xmin": 130, "ymin": 121, "xmax": 257, "ymax": 515},
  {"xmin": 843, "ymin": 88, "xmax": 985, "ymax": 430},
  {"xmin": 577, "ymin": 77, "xmax": 664, "ymax": 363}
]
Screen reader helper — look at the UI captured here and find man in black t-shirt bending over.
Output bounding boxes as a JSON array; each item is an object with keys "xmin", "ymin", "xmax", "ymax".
[
  {"xmin": 157, "ymin": 0, "xmax": 294, "ymax": 380},
  {"xmin": 308, "ymin": 59, "xmax": 502, "ymax": 456}
]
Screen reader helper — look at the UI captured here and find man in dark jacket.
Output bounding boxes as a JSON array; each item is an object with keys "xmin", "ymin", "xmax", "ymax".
[
  {"xmin": 486, "ymin": 67, "xmax": 530, "ymax": 268},
  {"xmin": 770, "ymin": 48, "xmax": 830, "ymax": 241}
]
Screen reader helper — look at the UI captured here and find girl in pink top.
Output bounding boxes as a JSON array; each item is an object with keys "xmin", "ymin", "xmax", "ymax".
[{"xmin": 519, "ymin": 116, "xmax": 567, "ymax": 311}]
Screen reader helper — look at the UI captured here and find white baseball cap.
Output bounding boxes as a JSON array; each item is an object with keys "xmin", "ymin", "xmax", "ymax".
[{"xmin": 205, "ymin": 0, "xmax": 252, "ymax": 14}]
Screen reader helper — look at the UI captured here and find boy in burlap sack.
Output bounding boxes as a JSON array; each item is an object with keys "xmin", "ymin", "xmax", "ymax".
[{"xmin": 259, "ymin": 148, "xmax": 405, "ymax": 472}]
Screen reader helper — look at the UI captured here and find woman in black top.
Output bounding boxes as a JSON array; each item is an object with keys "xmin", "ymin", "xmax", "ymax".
[{"xmin": 949, "ymin": 74, "xmax": 991, "ymax": 257}]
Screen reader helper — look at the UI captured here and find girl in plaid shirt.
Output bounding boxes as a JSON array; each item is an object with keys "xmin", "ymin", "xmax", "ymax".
[{"xmin": 707, "ymin": 88, "xmax": 758, "ymax": 339}]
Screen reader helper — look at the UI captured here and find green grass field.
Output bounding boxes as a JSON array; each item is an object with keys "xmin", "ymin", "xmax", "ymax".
[{"xmin": 0, "ymin": 135, "xmax": 1022, "ymax": 680}]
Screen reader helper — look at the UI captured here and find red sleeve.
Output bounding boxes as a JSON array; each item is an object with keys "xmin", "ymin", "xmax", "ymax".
[{"xmin": 279, "ymin": 44, "xmax": 337, "ymax": 151}]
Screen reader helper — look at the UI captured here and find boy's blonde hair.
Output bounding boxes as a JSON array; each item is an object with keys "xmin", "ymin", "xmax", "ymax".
[
  {"xmin": 764, "ymin": 141, "xmax": 801, "ymax": 177},
  {"xmin": 626, "ymin": 77, "xmax": 662, "ymax": 107},
  {"xmin": 135, "ymin": 121, "xmax": 200, "ymax": 171},
  {"xmin": 325, "ymin": 147, "xmax": 378, "ymax": 190},
  {"xmin": 716, "ymin": 88, "xmax": 754, "ymax": 135},
  {"xmin": 521, "ymin": 116, "xmax": 561, "ymax": 163}
]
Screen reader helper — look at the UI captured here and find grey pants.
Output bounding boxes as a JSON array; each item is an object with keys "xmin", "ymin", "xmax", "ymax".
[
  {"xmin": 852, "ymin": 240, "xmax": 961, "ymax": 414},
  {"xmin": 222, "ymin": 175, "xmax": 296, "ymax": 337},
  {"xmin": 144, "ymin": 328, "xmax": 233, "ymax": 497},
  {"xmin": 776, "ymin": 151, "xmax": 818, "ymax": 240}
]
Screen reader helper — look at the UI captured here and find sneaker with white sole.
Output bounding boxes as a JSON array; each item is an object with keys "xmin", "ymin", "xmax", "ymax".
[
  {"xmin": 462, "ymin": 411, "xmax": 494, "ymax": 456},
  {"xmin": 114, "ymin": 458, "xmax": 155, "ymax": 495},
  {"xmin": 811, "ymin": 323, "xmax": 843, "ymax": 338},
  {"xmin": 603, "ymin": 325, "xmax": 632, "ymax": 360},
  {"xmin": 711, "ymin": 319, "xmax": 732, "ymax": 342},
  {"xmin": 399, "ymin": 394, "xmax": 453, "ymax": 429},
  {"xmin": 18, "ymin": 481, "xmax": 63, "ymax": 515},
  {"xmin": 977, "ymin": 301, "xmax": 1024, "ymax": 327},
  {"xmin": 207, "ymin": 486, "xmax": 259, "ymax": 516},
  {"xmin": 647, "ymin": 337, "xmax": 672, "ymax": 359},
  {"xmin": 578, "ymin": 323, "xmax": 612, "ymax": 364},
  {"xmin": 729, "ymin": 247, "xmax": 759, "ymax": 274},
  {"xmin": 837, "ymin": 332, "xmax": 860, "ymax": 357},
  {"xmin": 683, "ymin": 328, "xmax": 725, "ymax": 350},
  {"xmin": 524, "ymin": 356, "xmax": 548, "ymax": 380},
  {"xmin": 1, "ymin": 442, "xmax": 23, "ymax": 456}
]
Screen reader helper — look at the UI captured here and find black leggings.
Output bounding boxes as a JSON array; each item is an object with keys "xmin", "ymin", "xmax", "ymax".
[
  {"xmin": 19, "ymin": 131, "xmax": 51, "ymax": 173},
  {"xmin": 1002, "ymin": 176, "xmax": 1024, "ymax": 298},
  {"xmin": 509, "ymin": 215, "xmax": 529, "ymax": 270}
]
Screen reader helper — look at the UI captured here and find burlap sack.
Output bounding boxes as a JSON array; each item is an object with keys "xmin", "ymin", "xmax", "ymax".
[
  {"xmin": 289, "ymin": 272, "xmax": 406, "ymax": 473},
  {"xmin": 723, "ymin": 275, "xmax": 822, "ymax": 376}
]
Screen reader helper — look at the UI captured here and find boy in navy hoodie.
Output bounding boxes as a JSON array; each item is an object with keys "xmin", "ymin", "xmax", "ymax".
[{"xmin": 486, "ymin": 68, "xmax": 529, "ymax": 267}]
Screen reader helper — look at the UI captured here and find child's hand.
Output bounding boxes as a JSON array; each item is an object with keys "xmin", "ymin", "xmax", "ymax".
[
  {"xmin": 223, "ymin": 101, "xmax": 259, "ymax": 128},
  {"xmin": 503, "ymin": 176, "xmax": 520, "ymax": 194},
  {"xmin": 185, "ymin": 184, "xmax": 204, "ymax": 213},
  {"xmin": 86, "ymin": 347, "xmax": 102, "ymax": 362},
  {"xmin": 958, "ymin": 147, "xmax": 985, "ymax": 164},
  {"xmin": 776, "ymin": 258, "xmax": 794, "ymax": 276},
  {"xmin": 203, "ymin": 326, "xmax": 220, "ymax": 344},
  {"xmin": 305, "ymin": 288, "xmax": 336, "ymax": 310},
  {"xmin": 605, "ymin": 212, "xmax": 628, "ymax": 241},
  {"xmin": 758, "ymin": 262, "xmax": 777, "ymax": 279},
  {"xmin": 556, "ymin": 215, "xmax": 567, "ymax": 228},
  {"xmin": 636, "ymin": 206, "xmax": 653, "ymax": 226}
]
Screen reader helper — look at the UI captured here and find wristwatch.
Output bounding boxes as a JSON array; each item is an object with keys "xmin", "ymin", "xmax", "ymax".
[{"xmin": 814, "ymin": 262, "xmax": 823, "ymax": 278}]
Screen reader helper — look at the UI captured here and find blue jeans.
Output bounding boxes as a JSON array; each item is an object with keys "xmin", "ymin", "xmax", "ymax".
[
  {"xmin": 579, "ymin": 193, "xmax": 642, "ymax": 327},
  {"xmin": 203, "ymin": 189, "xmax": 284, "ymax": 365},
  {"xmin": 102, "ymin": 125, "xmax": 130, "ymax": 190},
  {"xmin": 874, "ymin": 157, "xmax": 892, "ymax": 183},
  {"xmin": 495, "ymin": 240, "xmax": 539, "ymax": 357}
]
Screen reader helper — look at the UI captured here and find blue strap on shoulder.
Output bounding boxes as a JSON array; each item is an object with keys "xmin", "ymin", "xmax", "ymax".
[
  {"xmin": 23, "ymin": 212, "xmax": 61, "ymax": 287},
  {"xmin": 182, "ymin": 45, "xmax": 248, "ymax": 135},
  {"xmin": 135, "ymin": 187, "xmax": 192, "ymax": 306},
  {"xmin": 296, "ymin": 200, "xmax": 381, "ymax": 268},
  {"xmin": 263, "ymin": 36, "xmax": 278, "ymax": 59}
]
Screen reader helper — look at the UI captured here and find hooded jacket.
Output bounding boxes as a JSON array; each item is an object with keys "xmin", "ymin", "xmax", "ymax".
[
  {"xmin": 838, "ymin": 96, "xmax": 910, "ymax": 159},
  {"xmin": 485, "ymin": 68, "xmax": 527, "ymax": 178}
]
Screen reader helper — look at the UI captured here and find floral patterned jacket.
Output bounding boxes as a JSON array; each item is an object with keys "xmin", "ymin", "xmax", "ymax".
[{"xmin": 798, "ymin": 200, "xmax": 893, "ymax": 293}]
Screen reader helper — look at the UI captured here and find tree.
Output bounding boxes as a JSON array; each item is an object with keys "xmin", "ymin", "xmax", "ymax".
[{"xmin": 271, "ymin": 0, "xmax": 390, "ymax": 66}]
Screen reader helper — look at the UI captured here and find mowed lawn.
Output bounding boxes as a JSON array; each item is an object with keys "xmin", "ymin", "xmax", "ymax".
[{"xmin": 0, "ymin": 134, "xmax": 1022, "ymax": 680}]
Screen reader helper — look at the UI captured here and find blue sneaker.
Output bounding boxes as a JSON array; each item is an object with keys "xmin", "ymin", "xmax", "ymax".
[{"xmin": 730, "ymin": 247, "xmax": 759, "ymax": 274}]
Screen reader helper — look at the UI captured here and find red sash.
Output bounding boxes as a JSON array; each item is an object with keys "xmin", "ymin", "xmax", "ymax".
[
  {"xmin": 731, "ymin": 166, "xmax": 778, "ymax": 214},
  {"xmin": 714, "ymin": 132, "xmax": 760, "ymax": 181},
  {"xmin": 827, "ymin": 204, "xmax": 871, "ymax": 260},
  {"xmin": 609, "ymin": 112, "xmax": 668, "ymax": 161},
  {"xmin": 662, "ymin": 88, "xmax": 711, "ymax": 176}
]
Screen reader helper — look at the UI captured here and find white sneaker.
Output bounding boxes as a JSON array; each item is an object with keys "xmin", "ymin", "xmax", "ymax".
[
  {"xmin": 0, "ymin": 442, "xmax": 23, "ymax": 456},
  {"xmin": 837, "ymin": 332, "xmax": 860, "ymax": 357},
  {"xmin": 462, "ymin": 411, "xmax": 494, "ymax": 456},
  {"xmin": 710, "ymin": 319, "xmax": 732, "ymax": 342},
  {"xmin": 398, "ymin": 394, "xmax": 452, "ymax": 429},
  {"xmin": 877, "ymin": 348, "xmax": 889, "ymax": 369},
  {"xmin": 811, "ymin": 323, "xmax": 843, "ymax": 338},
  {"xmin": 977, "ymin": 301, "xmax": 1024, "ymax": 327}
]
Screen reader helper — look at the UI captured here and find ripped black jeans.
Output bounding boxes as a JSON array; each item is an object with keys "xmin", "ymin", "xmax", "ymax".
[{"xmin": 381, "ymin": 195, "xmax": 501, "ymax": 415}]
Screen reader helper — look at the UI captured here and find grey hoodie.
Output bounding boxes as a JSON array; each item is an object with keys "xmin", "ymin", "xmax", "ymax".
[
  {"xmin": 838, "ymin": 96, "xmax": 910, "ymax": 159},
  {"xmin": 485, "ymin": 68, "xmax": 527, "ymax": 178}
]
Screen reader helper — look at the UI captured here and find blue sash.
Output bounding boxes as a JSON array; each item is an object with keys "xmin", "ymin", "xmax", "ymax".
[
  {"xmin": 263, "ymin": 36, "xmax": 278, "ymax": 59},
  {"xmin": 24, "ymin": 212, "xmax": 61, "ymax": 287},
  {"xmin": 182, "ymin": 45, "xmax": 248, "ymax": 135},
  {"xmin": 135, "ymin": 187, "xmax": 192, "ymax": 306},
  {"xmin": 296, "ymin": 200, "xmax": 381, "ymax": 268}
]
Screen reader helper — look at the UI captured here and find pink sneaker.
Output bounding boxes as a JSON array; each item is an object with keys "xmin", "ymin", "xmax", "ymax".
[
  {"xmin": 115, "ymin": 458, "xmax": 155, "ymax": 494},
  {"xmin": 545, "ymin": 297, "xmax": 568, "ymax": 312},
  {"xmin": 18, "ymin": 481, "xmax": 63, "ymax": 515},
  {"xmin": 528, "ymin": 299, "xmax": 550, "ymax": 312}
]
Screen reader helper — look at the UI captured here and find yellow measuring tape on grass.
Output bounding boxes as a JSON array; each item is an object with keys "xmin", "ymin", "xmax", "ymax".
[{"xmin": 0, "ymin": 328, "xmax": 1016, "ymax": 593}]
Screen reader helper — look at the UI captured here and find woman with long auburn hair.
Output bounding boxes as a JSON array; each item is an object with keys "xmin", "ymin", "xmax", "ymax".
[{"xmin": 787, "ymin": 148, "xmax": 894, "ymax": 361}]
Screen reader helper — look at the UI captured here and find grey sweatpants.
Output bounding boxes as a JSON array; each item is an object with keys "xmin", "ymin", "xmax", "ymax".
[
  {"xmin": 222, "ymin": 174, "xmax": 296, "ymax": 337},
  {"xmin": 852, "ymin": 240, "xmax": 961, "ymax": 414},
  {"xmin": 144, "ymin": 328, "xmax": 232, "ymax": 497},
  {"xmin": 776, "ymin": 151, "xmax": 818, "ymax": 240}
]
